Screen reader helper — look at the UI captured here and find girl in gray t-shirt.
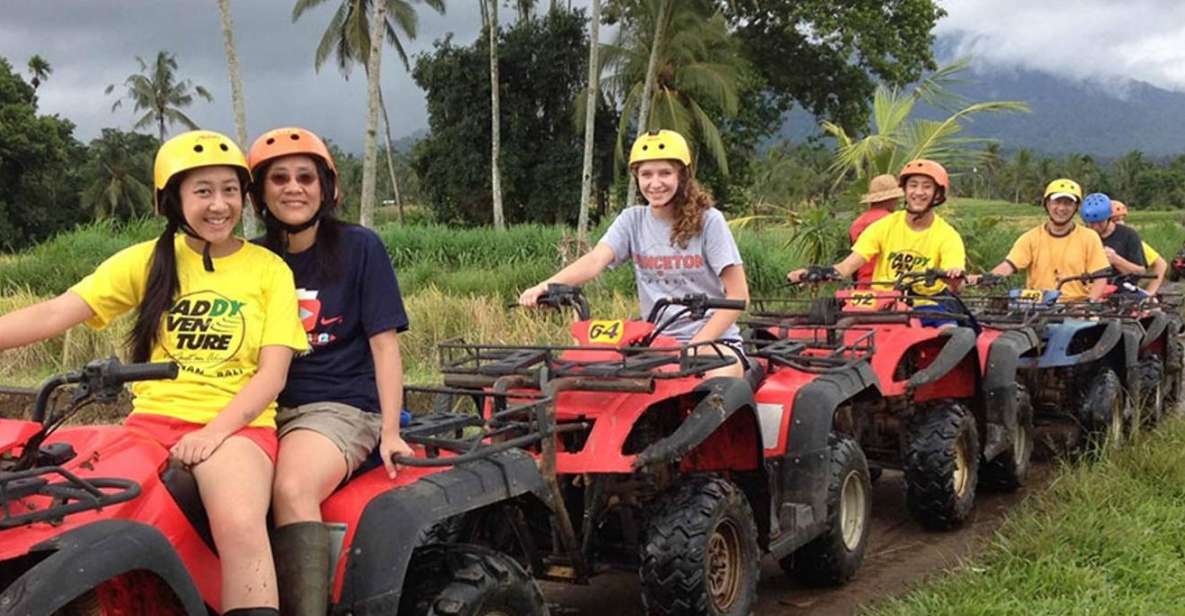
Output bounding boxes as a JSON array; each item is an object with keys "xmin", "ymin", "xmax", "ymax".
[{"xmin": 518, "ymin": 130, "xmax": 749, "ymax": 378}]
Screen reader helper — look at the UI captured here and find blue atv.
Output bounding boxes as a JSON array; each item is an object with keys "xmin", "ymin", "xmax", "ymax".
[{"xmin": 966, "ymin": 273, "xmax": 1149, "ymax": 456}]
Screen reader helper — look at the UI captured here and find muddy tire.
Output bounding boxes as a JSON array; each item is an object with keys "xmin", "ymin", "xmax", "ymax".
[
  {"xmin": 904, "ymin": 401, "xmax": 980, "ymax": 530},
  {"xmin": 980, "ymin": 385, "xmax": 1034, "ymax": 492},
  {"xmin": 1164, "ymin": 339, "xmax": 1185, "ymax": 418},
  {"xmin": 640, "ymin": 477, "xmax": 759, "ymax": 616},
  {"xmin": 780, "ymin": 437, "xmax": 871, "ymax": 586},
  {"xmin": 1080, "ymin": 367, "xmax": 1126, "ymax": 454},
  {"xmin": 399, "ymin": 544, "xmax": 547, "ymax": 616},
  {"xmin": 1138, "ymin": 360, "xmax": 1165, "ymax": 427}
]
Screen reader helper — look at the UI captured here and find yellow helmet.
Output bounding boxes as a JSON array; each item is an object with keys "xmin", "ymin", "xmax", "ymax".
[
  {"xmin": 1042, "ymin": 178, "xmax": 1083, "ymax": 203},
  {"xmin": 153, "ymin": 130, "xmax": 249, "ymax": 204},
  {"xmin": 628, "ymin": 129, "xmax": 692, "ymax": 167}
]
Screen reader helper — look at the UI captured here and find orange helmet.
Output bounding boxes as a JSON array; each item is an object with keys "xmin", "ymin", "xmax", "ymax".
[
  {"xmin": 1110, "ymin": 200, "xmax": 1129, "ymax": 220},
  {"xmin": 898, "ymin": 159, "xmax": 950, "ymax": 206}
]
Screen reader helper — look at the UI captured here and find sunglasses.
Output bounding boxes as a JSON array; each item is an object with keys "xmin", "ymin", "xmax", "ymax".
[{"xmin": 267, "ymin": 171, "xmax": 318, "ymax": 187}]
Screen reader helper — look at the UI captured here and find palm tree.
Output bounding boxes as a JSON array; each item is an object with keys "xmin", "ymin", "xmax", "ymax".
[
  {"xmin": 217, "ymin": 0, "xmax": 257, "ymax": 235},
  {"xmin": 822, "ymin": 59, "xmax": 1029, "ymax": 190},
  {"xmin": 601, "ymin": 0, "xmax": 744, "ymax": 202},
  {"xmin": 26, "ymin": 55, "xmax": 51, "ymax": 91},
  {"xmin": 482, "ymin": 0, "xmax": 505, "ymax": 229},
  {"xmin": 292, "ymin": 0, "xmax": 447, "ymax": 222},
  {"xmin": 81, "ymin": 130, "xmax": 155, "ymax": 220},
  {"xmin": 359, "ymin": 0, "xmax": 387, "ymax": 228},
  {"xmin": 105, "ymin": 51, "xmax": 214, "ymax": 142},
  {"xmin": 577, "ymin": 0, "xmax": 602, "ymax": 244}
]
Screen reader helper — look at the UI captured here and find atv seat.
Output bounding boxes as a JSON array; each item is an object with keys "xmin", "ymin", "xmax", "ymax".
[{"xmin": 743, "ymin": 359, "xmax": 765, "ymax": 393}]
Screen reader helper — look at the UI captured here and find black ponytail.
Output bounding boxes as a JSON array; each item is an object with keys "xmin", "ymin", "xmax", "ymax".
[{"xmin": 128, "ymin": 213, "xmax": 181, "ymax": 363}]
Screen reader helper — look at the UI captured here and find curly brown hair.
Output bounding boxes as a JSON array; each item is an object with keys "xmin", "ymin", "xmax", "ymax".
[{"xmin": 635, "ymin": 163, "xmax": 715, "ymax": 248}]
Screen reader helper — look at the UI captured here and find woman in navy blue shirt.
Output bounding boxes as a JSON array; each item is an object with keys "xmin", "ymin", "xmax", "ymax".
[{"xmin": 247, "ymin": 127, "xmax": 411, "ymax": 615}]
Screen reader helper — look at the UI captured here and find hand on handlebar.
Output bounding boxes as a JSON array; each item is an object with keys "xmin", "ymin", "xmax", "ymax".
[
  {"xmin": 517, "ymin": 283, "xmax": 549, "ymax": 307},
  {"xmin": 787, "ymin": 265, "xmax": 841, "ymax": 284}
]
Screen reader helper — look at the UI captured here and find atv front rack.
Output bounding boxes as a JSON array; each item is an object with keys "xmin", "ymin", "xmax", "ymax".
[
  {"xmin": 436, "ymin": 338, "xmax": 738, "ymax": 391},
  {"xmin": 0, "ymin": 465, "xmax": 140, "ymax": 529},
  {"xmin": 747, "ymin": 326, "xmax": 875, "ymax": 373}
]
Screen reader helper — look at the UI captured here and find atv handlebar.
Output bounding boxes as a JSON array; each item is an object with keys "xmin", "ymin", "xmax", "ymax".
[
  {"xmin": 1056, "ymin": 270, "xmax": 1157, "ymax": 290},
  {"xmin": 32, "ymin": 358, "xmax": 178, "ymax": 422},
  {"xmin": 646, "ymin": 294, "xmax": 746, "ymax": 324}
]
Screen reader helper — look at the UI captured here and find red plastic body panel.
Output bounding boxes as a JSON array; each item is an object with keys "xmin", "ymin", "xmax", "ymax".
[{"xmin": 0, "ymin": 423, "xmax": 222, "ymax": 609}]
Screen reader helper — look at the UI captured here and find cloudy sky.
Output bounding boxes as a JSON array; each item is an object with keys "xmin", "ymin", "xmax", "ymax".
[{"xmin": 3, "ymin": 0, "xmax": 1184, "ymax": 152}]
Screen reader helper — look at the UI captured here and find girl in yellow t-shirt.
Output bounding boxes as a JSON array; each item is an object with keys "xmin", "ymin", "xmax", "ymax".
[{"xmin": 0, "ymin": 131, "xmax": 307, "ymax": 615}]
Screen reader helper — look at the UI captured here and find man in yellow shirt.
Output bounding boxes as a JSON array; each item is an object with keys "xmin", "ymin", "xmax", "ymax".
[
  {"xmin": 787, "ymin": 159, "xmax": 966, "ymax": 294},
  {"xmin": 978, "ymin": 179, "xmax": 1109, "ymax": 301},
  {"xmin": 1112, "ymin": 200, "xmax": 1167, "ymax": 295}
]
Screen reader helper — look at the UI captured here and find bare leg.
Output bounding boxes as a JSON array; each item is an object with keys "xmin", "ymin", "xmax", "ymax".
[
  {"xmin": 693, "ymin": 343, "xmax": 746, "ymax": 379},
  {"xmin": 272, "ymin": 429, "xmax": 348, "ymax": 526},
  {"xmin": 193, "ymin": 436, "xmax": 278, "ymax": 610}
]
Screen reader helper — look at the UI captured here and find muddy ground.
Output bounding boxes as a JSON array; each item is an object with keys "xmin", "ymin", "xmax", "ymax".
[
  {"xmin": 542, "ymin": 467, "xmax": 1050, "ymax": 616},
  {"xmin": 1, "ymin": 389, "xmax": 1047, "ymax": 615}
]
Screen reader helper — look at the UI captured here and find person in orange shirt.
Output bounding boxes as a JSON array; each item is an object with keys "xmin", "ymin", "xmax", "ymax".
[
  {"xmin": 849, "ymin": 174, "xmax": 903, "ymax": 285},
  {"xmin": 976, "ymin": 179, "xmax": 1109, "ymax": 301}
]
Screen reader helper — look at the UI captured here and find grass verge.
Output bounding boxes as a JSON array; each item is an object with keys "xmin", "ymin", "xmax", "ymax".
[{"xmin": 865, "ymin": 418, "xmax": 1185, "ymax": 615}]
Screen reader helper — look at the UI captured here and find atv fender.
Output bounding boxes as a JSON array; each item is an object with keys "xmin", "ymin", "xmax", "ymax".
[
  {"xmin": 631, "ymin": 376, "xmax": 756, "ymax": 470},
  {"xmin": 1035, "ymin": 319, "xmax": 1121, "ymax": 368},
  {"xmin": 336, "ymin": 449, "xmax": 550, "ymax": 615},
  {"xmin": 769, "ymin": 362, "xmax": 878, "ymax": 560},
  {"xmin": 1141, "ymin": 312, "xmax": 1169, "ymax": 349},
  {"xmin": 0, "ymin": 519, "xmax": 205, "ymax": 616},
  {"xmin": 907, "ymin": 326, "xmax": 977, "ymax": 389},
  {"xmin": 981, "ymin": 329, "xmax": 1038, "ymax": 460}
]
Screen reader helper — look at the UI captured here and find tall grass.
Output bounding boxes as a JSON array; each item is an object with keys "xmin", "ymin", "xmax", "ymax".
[
  {"xmin": 0, "ymin": 286, "xmax": 640, "ymax": 387},
  {"xmin": 1, "ymin": 221, "xmax": 805, "ymax": 298},
  {"xmin": 866, "ymin": 420, "xmax": 1185, "ymax": 615}
]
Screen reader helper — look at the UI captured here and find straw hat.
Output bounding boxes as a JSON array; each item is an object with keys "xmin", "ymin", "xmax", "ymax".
[{"xmin": 860, "ymin": 174, "xmax": 905, "ymax": 204}]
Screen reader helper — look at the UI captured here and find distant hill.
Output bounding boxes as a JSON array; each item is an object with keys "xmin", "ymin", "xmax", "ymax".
[{"xmin": 778, "ymin": 51, "xmax": 1185, "ymax": 159}]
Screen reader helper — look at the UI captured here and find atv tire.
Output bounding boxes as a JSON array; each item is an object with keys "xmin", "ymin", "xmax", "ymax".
[
  {"xmin": 399, "ymin": 544, "xmax": 547, "ymax": 616},
  {"xmin": 1164, "ymin": 339, "xmax": 1185, "ymax": 418},
  {"xmin": 780, "ymin": 436, "xmax": 871, "ymax": 586},
  {"xmin": 640, "ymin": 477, "xmax": 759, "ymax": 616},
  {"xmin": 904, "ymin": 401, "xmax": 980, "ymax": 530},
  {"xmin": 1080, "ymin": 367, "xmax": 1126, "ymax": 455},
  {"xmin": 53, "ymin": 571, "xmax": 185, "ymax": 616},
  {"xmin": 979, "ymin": 385, "xmax": 1034, "ymax": 492},
  {"xmin": 1138, "ymin": 360, "xmax": 1165, "ymax": 427}
]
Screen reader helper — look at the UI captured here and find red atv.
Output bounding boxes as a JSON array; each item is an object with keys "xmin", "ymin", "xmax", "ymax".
[
  {"xmin": 0, "ymin": 357, "xmax": 560, "ymax": 615},
  {"xmin": 423, "ymin": 284, "xmax": 872, "ymax": 616},
  {"xmin": 751, "ymin": 268, "xmax": 1033, "ymax": 529}
]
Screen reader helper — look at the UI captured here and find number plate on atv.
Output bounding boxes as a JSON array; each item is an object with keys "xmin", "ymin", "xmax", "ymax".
[
  {"xmin": 837, "ymin": 289, "xmax": 897, "ymax": 312},
  {"xmin": 587, "ymin": 320, "xmax": 624, "ymax": 344},
  {"xmin": 1018, "ymin": 288, "xmax": 1043, "ymax": 302}
]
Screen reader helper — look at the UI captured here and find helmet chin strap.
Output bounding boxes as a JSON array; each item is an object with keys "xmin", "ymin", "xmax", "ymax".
[{"xmin": 175, "ymin": 221, "xmax": 215, "ymax": 272}]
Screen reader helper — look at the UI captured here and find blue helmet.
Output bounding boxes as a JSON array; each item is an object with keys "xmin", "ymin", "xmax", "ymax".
[{"xmin": 1080, "ymin": 193, "xmax": 1112, "ymax": 223}]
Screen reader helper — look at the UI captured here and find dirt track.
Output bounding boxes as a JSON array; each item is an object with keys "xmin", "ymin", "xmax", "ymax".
[{"xmin": 543, "ymin": 466, "xmax": 1051, "ymax": 615}]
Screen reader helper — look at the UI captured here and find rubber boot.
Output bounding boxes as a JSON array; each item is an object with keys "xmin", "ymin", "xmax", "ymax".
[
  {"xmin": 223, "ymin": 609, "xmax": 280, "ymax": 616},
  {"xmin": 273, "ymin": 522, "xmax": 332, "ymax": 616}
]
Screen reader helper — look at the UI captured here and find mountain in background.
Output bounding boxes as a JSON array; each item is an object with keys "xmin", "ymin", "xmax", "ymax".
[{"xmin": 778, "ymin": 40, "xmax": 1185, "ymax": 159}]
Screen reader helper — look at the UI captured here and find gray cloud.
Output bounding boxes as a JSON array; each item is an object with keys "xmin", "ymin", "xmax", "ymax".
[
  {"xmin": 937, "ymin": 0, "xmax": 1185, "ymax": 93},
  {"xmin": 0, "ymin": 0, "xmax": 500, "ymax": 151}
]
